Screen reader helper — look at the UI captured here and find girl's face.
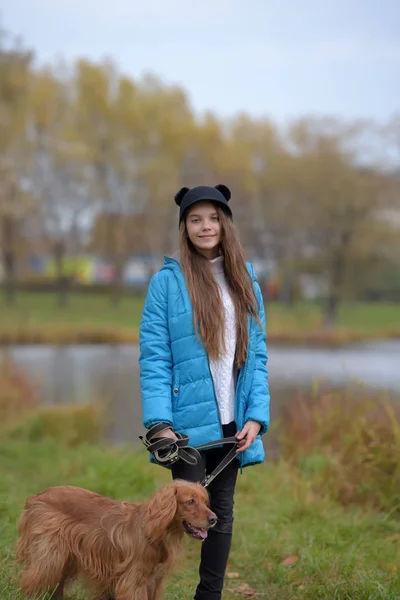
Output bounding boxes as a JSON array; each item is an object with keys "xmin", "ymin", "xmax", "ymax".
[{"xmin": 185, "ymin": 201, "xmax": 221, "ymax": 259}]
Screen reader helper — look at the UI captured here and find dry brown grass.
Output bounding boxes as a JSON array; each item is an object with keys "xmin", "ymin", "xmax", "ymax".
[
  {"xmin": 0, "ymin": 325, "xmax": 139, "ymax": 346},
  {"xmin": 0, "ymin": 353, "xmax": 39, "ymax": 422},
  {"xmin": 4, "ymin": 403, "xmax": 106, "ymax": 446},
  {"xmin": 0, "ymin": 324, "xmax": 399, "ymax": 347},
  {"xmin": 275, "ymin": 385, "xmax": 400, "ymax": 514},
  {"xmin": 0, "ymin": 353, "xmax": 106, "ymax": 446}
]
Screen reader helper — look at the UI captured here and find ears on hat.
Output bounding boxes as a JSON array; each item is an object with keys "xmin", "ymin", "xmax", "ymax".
[
  {"xmin": 174, "ymin": 184, "xmax": 231, "ymax": 206},
  {"xmin": 174, "ymin": 187, "xmax": 190, "ymax": 207},
  {"xmin": 214, "ymin": 184, "xmax": 231, "ymax": 201}
]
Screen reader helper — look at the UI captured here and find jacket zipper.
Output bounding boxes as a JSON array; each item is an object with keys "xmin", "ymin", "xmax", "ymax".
[
  {"xmin": 206, "ymin": 355, "xmax": 224, "ymax": 439},
  {"xmin": 237, "ymin": 359, "xmax": 249, "ymax": 473},
  {"xmin": 235, "ymin": 316, "xmax": 252, "ymax": 473}
]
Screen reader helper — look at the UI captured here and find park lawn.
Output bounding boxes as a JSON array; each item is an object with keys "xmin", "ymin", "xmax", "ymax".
[
  {"xmin": 0, "ymin": 292, "xmax": 399, "ymax": 345},
  {"xmin": 1, "ymin": 439, "xmax": 400, "ymax": 600},
  {"xmin": 0, "ymin": 292, "xmax": 146, "ymax": 329}
]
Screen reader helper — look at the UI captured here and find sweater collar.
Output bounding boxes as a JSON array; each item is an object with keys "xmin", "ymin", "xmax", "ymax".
[{"xmin": 209, "ymin": 254, "xmax": 224, "ymax": 275}]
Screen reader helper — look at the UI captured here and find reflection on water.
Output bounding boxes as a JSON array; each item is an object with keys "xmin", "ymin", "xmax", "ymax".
[{"xmin": 4, "ymin": 340, "xmax": 400, "ymax": 444}]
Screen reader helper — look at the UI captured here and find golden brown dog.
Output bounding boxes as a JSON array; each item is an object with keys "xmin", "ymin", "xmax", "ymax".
[{"xmin": 16, "ymin": 480, "xmax": 217, "ymax": 600}]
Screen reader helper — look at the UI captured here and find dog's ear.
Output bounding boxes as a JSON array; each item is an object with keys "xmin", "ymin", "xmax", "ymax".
[{"xmin": 145, "ymin": 483, "xmax": 178, "ymax": 540}]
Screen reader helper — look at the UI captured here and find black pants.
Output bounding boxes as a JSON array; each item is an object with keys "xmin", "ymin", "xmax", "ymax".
[{"xmin": 171, "ymin": 422, "xmax": 239, "ymax": 600}]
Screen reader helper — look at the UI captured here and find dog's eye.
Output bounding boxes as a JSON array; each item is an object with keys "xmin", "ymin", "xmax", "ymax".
[{"xmin": 185, "ymin": 499, "xmax": 195, "ymax": 505}]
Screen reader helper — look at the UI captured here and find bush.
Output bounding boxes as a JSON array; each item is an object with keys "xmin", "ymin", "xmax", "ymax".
[
  {"xmin": 0, "ymin": 356, "xmax": 107, "ymax": 446},
  {"xmin": 4, "ymin": 403, "xmax": 106, "ymax": 447},
  {"xmin": 275, "ymin": 384, "xmax": 400, "ymax": 514},
  {"xmin": 0, "ymin": 353, "xmax": 39, "ymax": 422}
]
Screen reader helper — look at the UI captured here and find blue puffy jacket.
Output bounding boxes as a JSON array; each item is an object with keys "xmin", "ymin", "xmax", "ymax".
[{"xmin": 139, "ymin": 255, "xmax": 270, "ymax": 469}]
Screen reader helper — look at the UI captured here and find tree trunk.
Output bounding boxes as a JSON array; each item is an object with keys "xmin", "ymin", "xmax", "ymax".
[
  {"xmin": 2, "ymin": 248, "xmax": 16, "ymax": 306},
  {"xmin": 1, "ymin": 215, "xmax": 17, "ymax": 307},
  {"xmin": 278, "ymin": 249, "xmax": 296, "ymax": 307},
  {"xmin": 53, "ymin": 240, "xmax": 68, "ymax": 308},
  {"xmin": 110, "ymin": 258, "xmax": 124, "ymax": 307},
  {"xmin": 280, "ymin": 271, "xmax": 295, "ymax": 307},
  {"xmin": 323, "ymin": 230, "xmax": 352, "ymax": 329},
  {"xmin": 323, "ymin": 292, "xmax": 339, "ymax": 328}
]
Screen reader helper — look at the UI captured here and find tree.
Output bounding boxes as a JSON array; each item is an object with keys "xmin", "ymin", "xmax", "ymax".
[
  {"xmin": 289, "ymin": 118, "xmax": 394, "ymax": 326},
  {"xmin": 0, "ymin": 29, "xmax": 33, "ymax": 304},
  {"xmin": 2, "ymin": 24, "xmax": 398, "ymax": 315},
  {"xmin": 27, "ymin": 66, "xmax": 93, "ymax": 305},
  {"xmin": 74, "ymin": 59, "xmax": 149, "ymax": 302}
]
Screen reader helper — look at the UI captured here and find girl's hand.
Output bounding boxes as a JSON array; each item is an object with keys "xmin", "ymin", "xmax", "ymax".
[
  {"xmin": 235, "ymin": 420, "xmax": 261, "ymax": 453},
  {"xmin": 154, "ymin": 427, "xmax": 178, "ymax": 442}
]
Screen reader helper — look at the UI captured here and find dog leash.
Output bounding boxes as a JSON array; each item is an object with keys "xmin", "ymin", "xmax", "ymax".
[{"xmin": 139, "ymin": 422, "xmax": 239, "ymax": 488}]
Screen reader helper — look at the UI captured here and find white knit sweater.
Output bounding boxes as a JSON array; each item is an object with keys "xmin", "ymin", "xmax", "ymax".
[{"xmin": 209, "ymin": 255, "xmax": 237, "ymax": 424}]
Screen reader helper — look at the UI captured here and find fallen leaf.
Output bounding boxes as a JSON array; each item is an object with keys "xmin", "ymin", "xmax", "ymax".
[
  {"xmin": 229, "ymin": 583, "xmax": 260, "ymax": 597},
  {"xmin": 227, "ymin": 571, "xmax": 240, "ymax": 579},
  {"xmin": 281, "ymin": 553, "xmax": 299, "ymax": 567}
]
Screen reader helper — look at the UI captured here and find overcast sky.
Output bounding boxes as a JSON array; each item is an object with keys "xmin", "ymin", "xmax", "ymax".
[{"xmin": 3, "ymin": 0, "xmax": 399, "ymax": 123}]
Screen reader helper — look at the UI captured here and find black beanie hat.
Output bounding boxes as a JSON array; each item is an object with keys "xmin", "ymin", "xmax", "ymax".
[{"xmin": 174, "ymin": 184, "xmax": 232, "ymax": 224}]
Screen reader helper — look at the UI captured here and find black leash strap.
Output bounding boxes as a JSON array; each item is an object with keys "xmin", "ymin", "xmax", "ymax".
[{"xmin": 139, "ymin": 422, "xmax": 239, "ymax": 488}]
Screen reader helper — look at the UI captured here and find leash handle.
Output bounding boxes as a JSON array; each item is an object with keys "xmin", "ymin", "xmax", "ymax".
[{"xmin": 139, "ymin": 422, "xmax": 239, "ymax": 487}]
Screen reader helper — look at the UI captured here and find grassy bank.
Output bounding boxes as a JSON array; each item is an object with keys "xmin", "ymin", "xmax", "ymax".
[
  {"xmin": 1, "ymin": 376, "xmax": 400, "ymax": 599},
  {"xmin": 1, "ymin": 438, "xmax": 400, "ymax": 600},
  {"xmin": 1, "ymin": 292, "xmax": 400, "ymax": 346},
  {"xmin": 1, "ymin": 356, "xmax": 399, "ymax": 597}
]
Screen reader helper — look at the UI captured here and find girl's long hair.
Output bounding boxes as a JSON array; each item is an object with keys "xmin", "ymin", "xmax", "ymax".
[{"xmin": 179, "ymin": 205, "xmax": 261, "ymax": 367}]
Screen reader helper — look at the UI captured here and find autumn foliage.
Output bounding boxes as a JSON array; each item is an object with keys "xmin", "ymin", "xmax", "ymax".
[
  {"xmin": 0, "ymin": 29, "xmax": 399, "ymax": 321},
  {"xmin": 276, "ymin": 384, "xmax": 400, "ymax": 513}
]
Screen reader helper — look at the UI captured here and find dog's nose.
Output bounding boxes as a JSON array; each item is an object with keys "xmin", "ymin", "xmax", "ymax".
[{"xmin": 208, "ymin": 514, "xmax": 218, "ymax": 527}]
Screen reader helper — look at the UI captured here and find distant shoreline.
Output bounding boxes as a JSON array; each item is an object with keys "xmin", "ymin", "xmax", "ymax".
[{"xmin": 0, "ymin": 326, "xmax": 399, "ymax": 348}]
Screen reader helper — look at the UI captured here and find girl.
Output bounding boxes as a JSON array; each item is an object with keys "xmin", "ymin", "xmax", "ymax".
[{"xmin": 139, "ymin": 184, "xmax": 270, "ymax": 600}]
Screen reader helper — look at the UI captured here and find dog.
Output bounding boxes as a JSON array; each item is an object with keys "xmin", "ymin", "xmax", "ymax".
[{"xmin": 16, "ymin": 480, "xmax": 217, "ymax": 600}]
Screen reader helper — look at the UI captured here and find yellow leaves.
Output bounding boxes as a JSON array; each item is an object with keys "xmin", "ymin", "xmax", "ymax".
[
  {"xmin": 75, "ymin": 58, "xmax": 113, "ymax": 114},
  {"xmin": 0, "ymin": 25, "xmax": 397, "ymax": 289},
  {"xmin": 31, "ymin": 69, "xmax": 60, "ymax": 130},
  {"xmin": 0, "ymin": 38, "xmax": 32, "ymax": 152}
]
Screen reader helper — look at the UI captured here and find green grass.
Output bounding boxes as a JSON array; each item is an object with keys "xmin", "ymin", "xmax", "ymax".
[
  {"xmin": 0, "ymin": 292, "xmax": 145, "ymax": 329},
  {"xmin": 1, "ymin": 439, "xmax": 400, "ymax": 599},
  {"xmin": 268, "ymin": 300, "xmax": 400, "ymax": 334},
  {"xmin": 0, "ymin": 292, "xmax": 399, "ymax": 346}
]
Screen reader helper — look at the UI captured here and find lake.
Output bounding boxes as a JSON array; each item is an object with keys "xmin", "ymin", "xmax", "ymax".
[{"xmin": 4, "ymin": 339, "xmax": 399, "ymax": 445}]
